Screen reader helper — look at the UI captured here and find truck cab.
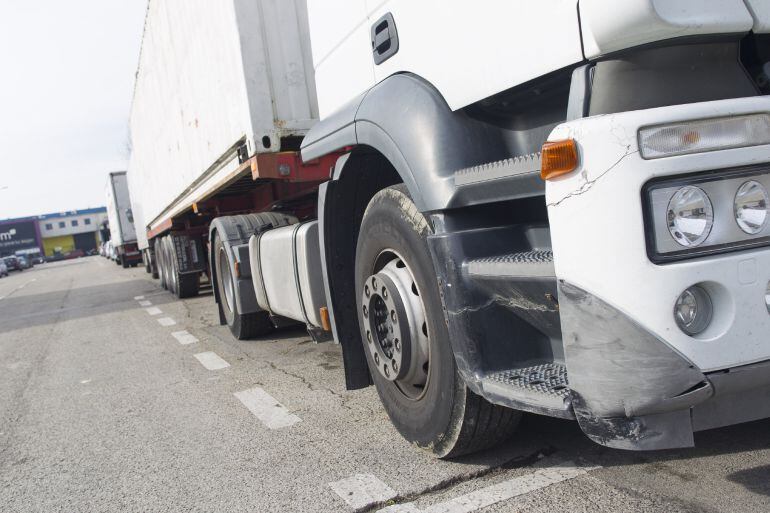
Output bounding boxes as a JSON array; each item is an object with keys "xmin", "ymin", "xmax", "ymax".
[{"xmin": 299, "ymin": 0, "xmax": 770, "ymax": 454}]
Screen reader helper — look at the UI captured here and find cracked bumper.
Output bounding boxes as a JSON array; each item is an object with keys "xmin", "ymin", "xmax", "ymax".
[{"xmin": 546, "ymin": 97, "xmax": 770, "ymax": 449}]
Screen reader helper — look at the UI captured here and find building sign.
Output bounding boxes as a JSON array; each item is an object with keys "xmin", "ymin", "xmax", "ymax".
[{"xmin": 0, "ymin": 220, "xmax": 39, "ymax": 255}]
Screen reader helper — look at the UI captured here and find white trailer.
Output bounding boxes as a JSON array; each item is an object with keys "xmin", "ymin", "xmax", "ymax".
[
  {"xmin": 105, "ymin": 171, "xmax": 141, "ymax": 268},
  {"xmin": 127, "ymin": 0, "xmax": 317, "ymax": 249},
  {"xmin": 128, "ymin": 0, "xmax": 770, "ymax": 458}
]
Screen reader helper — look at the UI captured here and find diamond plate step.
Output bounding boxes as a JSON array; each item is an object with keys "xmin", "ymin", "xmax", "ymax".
[
  {"xmin": 481, "ymin": 363, "xmax": 573, "ymax": 418},
  {"xmin": 467, "ymin": 250, "xmax": 555, "ymax": 278}
]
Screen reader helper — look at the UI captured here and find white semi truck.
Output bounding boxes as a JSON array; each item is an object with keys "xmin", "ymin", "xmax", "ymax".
[
  {"xmin": 105, "ymin": 171, "xmax": 141, "ymax": 268},
  {"xmin": 128, "ymin": 0, "xmax": 770, "ymax": 457}
]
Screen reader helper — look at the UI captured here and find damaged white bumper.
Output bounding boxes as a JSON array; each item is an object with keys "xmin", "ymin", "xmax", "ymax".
[{"xmin": 546, "ymin": 96, "xmax": 770, "ymax": 449}]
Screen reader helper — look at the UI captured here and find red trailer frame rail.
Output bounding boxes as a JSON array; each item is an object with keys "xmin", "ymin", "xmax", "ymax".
[
  {"xmin": 251, "ymin": 151, "xmax": 339, "ymax": 182},
  {"xmin": 145, "ymin": 150, "xmax": 343, "ymax": 242}
]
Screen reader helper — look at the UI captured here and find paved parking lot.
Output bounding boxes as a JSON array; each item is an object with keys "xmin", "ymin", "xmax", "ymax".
[{"xmin": 1, "ymin": 257, "xmax": 769, "ymax": 512}]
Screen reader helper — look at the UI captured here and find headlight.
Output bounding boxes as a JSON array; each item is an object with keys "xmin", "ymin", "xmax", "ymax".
[
  {"xmin": 734, "ymin": 180, "xmax": 769, "ymax": 235},
  {"xmin": 645, "ymin": 167, "xmax": 770, "ymax": 263},
  {"xmin": 667, "ymin": 186, "xmax": 713, "ymax": 247}
]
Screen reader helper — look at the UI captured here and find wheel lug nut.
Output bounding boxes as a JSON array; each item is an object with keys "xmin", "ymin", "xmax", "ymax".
[
  {"xmin": 374, "ymin": 353, "xmax": 380, "ymax": 364},
  {"xmin": 365, "ymin": 285, "xmax": 370, "ymax": 297},
  {"xmin": 392, "ymin": 360, "xmax": 398, "ymax": 372},
  {"xmin": 390, "ymin": 311, "xmax": 396, "ymax": 322},
  {"xmin": 394, "ymin": 339, "xmax": 400, "ymax": 351},
  {"xmin": 367, "ymin": 331, "xmax": 372, "ymax": 343},
  {"xmin": 383, "ymin": 364, "xmax": 390, "ymax": 377},
  {"xmin": 363, "ymin": 305, "xmax": 368, "ymax": 317}
]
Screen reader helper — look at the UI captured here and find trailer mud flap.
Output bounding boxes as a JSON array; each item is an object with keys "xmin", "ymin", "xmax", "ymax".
[{"xmin": 171, "ymin": 234, "xmax": 205, "ymax": 274}]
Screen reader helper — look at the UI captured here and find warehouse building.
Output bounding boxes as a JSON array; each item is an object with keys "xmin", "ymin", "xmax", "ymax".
[
  {"xmin": 37, "ymin": 208, "xmax": 108, "ymax": 258},
  {"xmin": 0, "ymin": 207, "xmax": 108, "ymax": 260}
]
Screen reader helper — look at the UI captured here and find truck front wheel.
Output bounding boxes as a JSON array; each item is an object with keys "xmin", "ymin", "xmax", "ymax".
[
  {"xmin": 213, "ymin": 234, "xmax": 272, "ymax": 339},
  {"xmin": 355, "ymin": 185, "xmax": 520, "ymax": 458}
]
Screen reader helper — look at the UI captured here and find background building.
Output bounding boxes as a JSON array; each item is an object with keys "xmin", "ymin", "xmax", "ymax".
[
  {"xmin": 0, "ymin": 217, "xmax": 42, "ymax": 258},
  {"xmin": 37, "ymin": 208, "xmax": 108, "ymax": 258},
  {"xmin": 0, "ymin": 207, "xmax": 108, "ymax": 260}
]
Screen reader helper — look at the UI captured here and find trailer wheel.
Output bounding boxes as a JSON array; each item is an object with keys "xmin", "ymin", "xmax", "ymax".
[
  {"xmin": 355, "ymin": 185, "xmax": 520, "ymax": 458},
  {"xmin": 157, "ymin": 238, "xmax": 169, "ymax": 290},
  {"xmin": 167, "ymin": 237, "xmax": 199, "ymax": 298},
  {"xmin": 143, "ymin": 251, "xmax": 152, "ymax": 274},
  {"xmin": 165, "ymin": 237, "xmax": 179, "ymax": 295},
  {"xmin": 213, "ymin": 233, "xmax": 272, "ymax": 339}
]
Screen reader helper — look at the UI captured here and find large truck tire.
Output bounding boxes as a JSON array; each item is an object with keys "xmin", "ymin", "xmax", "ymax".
[
  {"xmin": 355, "ymin": 185, "xmax": 521, "ymax": 458},
  {"xmin": 213, "ymin": 233, "xmax": 272, "ymax": 339},
  {"xmin": 167, "ymin": 237, "xmax": 199, "ymax": 299},
  {"xmin": 164, "ymin": 236, "xmax": 179, "ymax": 295},
  {"xmin": 157, "ymin": 238, "xmax": 169, "ymax": 290},
  {"xmin": 143, "ymin": 250, "xmax": 152, "ymax": 273}
]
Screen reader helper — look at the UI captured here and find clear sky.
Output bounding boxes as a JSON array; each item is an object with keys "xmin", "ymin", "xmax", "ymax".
[{"xmin": 0, "ymin": 0, "xmax": 147, "ymax": 220}]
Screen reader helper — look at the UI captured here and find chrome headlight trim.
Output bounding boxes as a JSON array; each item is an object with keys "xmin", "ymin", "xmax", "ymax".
[{"xmin": 643, "ymin": 165, "xmax": 770, "ymax": 264}]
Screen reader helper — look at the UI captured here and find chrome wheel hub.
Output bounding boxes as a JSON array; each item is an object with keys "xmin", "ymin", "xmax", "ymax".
[{"xmin": 361, "ymin": 254, "xmax": 429, "ymax": 399}]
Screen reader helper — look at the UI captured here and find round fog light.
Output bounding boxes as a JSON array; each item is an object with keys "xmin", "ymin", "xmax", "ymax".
[
  {"xmin": 674, "ymin": 285, "xmax": 713, "ymax": 336},
  {"xmin": 734, "ymin": 180, "xmax": 769, "ymax": 234},
  {"xmin": 667, "ymin": 186, "xmax": 713, "ymax": 247}
]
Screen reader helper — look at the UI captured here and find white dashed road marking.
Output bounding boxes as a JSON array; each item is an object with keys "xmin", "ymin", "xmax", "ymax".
[
  {"xmin": 193, "ymin": 351, "xmax": 230, "ymax": 370},
  {"xmin": 234, "ymin": 387, "xmax": 301, "ymax": 429},
  {"xmin": 138, "ymin": 300, "xmax": 152, "ymax": 307},
  {"xmin": 171, "ymin": 330, "xmax": 198, "ymax": 345},
  {"xmin": 377, "ymin": 462, "xmax": 597, "ymax": 513},
  {"xmin": 133, "ymin": 295, "xmax": 145, "ymax": 300},
  {"xmin": 157, "ymin": 317, "xmax": 176, "ymax": 327},
  {"xmin": 145, "ymin": 306, "xmax": 162, "ymax": 316},
  {"xmin": 329, "ymin": 474, "xmax": 397, "ymax": 510}
]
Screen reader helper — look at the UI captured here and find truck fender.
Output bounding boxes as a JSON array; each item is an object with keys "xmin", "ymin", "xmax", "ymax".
[{"xmin": 301, "ymin": 73, "xmax": 512, "ymax": 212}]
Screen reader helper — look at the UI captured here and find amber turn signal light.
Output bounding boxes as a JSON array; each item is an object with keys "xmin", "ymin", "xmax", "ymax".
[
  {"xmin": 540, "ymin": 139, "xmax": 578, "ymax": 180},
  {"xmin": 319, "ymin": 306, "xmax": 331, "ymax": 332}
]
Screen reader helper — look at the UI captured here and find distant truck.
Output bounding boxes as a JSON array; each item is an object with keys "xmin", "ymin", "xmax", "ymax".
[
  {"xmin": 128, "ymin": 0, "xmax": 770, "ymax": 457},
  {"xmin": 105, "ymin": 171, "xmax": 140, "ymax": 268}
]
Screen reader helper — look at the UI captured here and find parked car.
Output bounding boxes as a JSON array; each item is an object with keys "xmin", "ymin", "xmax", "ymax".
[
  {"xmin": 15, "ymin": 251, "xmax": 39, "ymax": 266},
  {"xmin": 16, "ymin": 255, "xmax": 31, "ymax": 269},
  {"xmin": 2, "ymin": 255, "xmax": 22, "ymax": 272},
  {"xmin": 0, "ymin": 261, "xmax": 8, "ymax": 277}
]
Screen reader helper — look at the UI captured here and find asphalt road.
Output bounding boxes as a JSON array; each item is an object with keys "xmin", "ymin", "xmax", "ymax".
[{"xmin": 1, "ymin": 257, "xmax": 769, "ymax": 513}]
